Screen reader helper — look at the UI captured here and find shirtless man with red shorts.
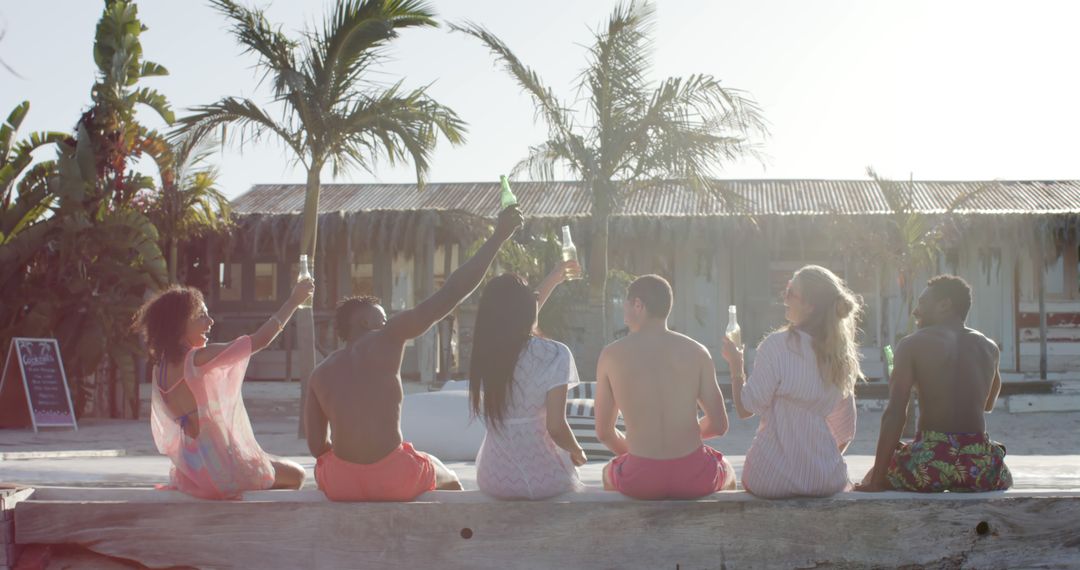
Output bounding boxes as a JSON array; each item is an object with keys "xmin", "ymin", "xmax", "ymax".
[
  {"xmin": 595, "ymin": 275, "xmax": 736, "ymax": 499},
  {"xmin": 305, "ymin": 206, "xmax": 523, "ymax": 501}
]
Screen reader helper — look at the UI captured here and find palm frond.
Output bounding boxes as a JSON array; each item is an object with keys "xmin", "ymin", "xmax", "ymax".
[
  {"xmin": 2, "ymin": 132, "xmax": 69, "ymax": 202},
  {"xmin": 139, "ymin": 61, "xmax": 169, "ymax": 78},
  {"xmin": 174, "ymin": 97, "xmax": 304, "ymax": 162},
  {"xmin": 170, "ymin": 129, "xmax": 223, "ymax": 184},
  {"xmin": 867, "ymin": 167, "xmax": 915, "ymax": 214},
  {"xmin": 945, "ymin": 180, "xmax": 1002, "ymax": 214},
  {"xmin": 210, "ymin": 0, "xmax": 300, "ymax": 99},
  {"xmin": 102, "ymin": 208, "xmax": 168, "ymax": 288},
  {"xmin": 1, "ymin": 162, "xmax": 56, "ymax": 244},
  {"xmin": 317, "ymin": 0, "xmax": 437, "ymax": 106},
  {"xmin": 613, "ymin": 75, "xmax": 765, "ymax": 205},
  {"xmin": 511, "ymin": 140, "xmax": 584, "ymax": 181},
  {"xmin": 0, "ymin": 101, "xmax": 30, "ymax": 159},
  {"xmin": 581, "ymin": 0, "xmax": 654, "ymax": 162},
  {"xmin": 450, "ymin": 21, "xmax": 580, "ymax": 150},
  {"xmin": 127, "ymin": 87, "xmax": 175, "ymax": 124},
  {"xmin": 331, "ymin": 83, "xmax": 466, "ymax": 185}
]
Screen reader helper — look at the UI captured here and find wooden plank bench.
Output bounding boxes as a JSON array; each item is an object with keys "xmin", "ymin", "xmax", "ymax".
[{"xmin": 12, "ymin": 487, "xmax": 1080, "ymax": 569}]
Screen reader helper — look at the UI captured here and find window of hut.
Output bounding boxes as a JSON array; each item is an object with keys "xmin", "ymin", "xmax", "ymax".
[
  {"xmin": 434, "ymin": 245, "xmax": 458, "ymax": 289},
  {"xmin": 254, "ymin": 263, "xmax": 278, "ymax": 301},
  {"xmin": 1045, "ymin": 254, "xmax": 1066, "ymax": 297},
  {"xmin": 352, "ymin": 251, "xmax": 374, "ymax": 297},
  {"xmin": 218, "ymin": 263, "xmax": 243, "ymax": 302}
]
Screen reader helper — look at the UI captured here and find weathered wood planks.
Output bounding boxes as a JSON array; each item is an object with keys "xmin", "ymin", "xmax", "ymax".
[{"xmin": 14, "ymin": 489, "xmax": 1080, "ymax": 569}]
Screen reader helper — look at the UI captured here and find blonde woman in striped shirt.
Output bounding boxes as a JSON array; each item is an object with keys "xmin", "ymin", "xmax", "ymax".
[{"xmin": 721, "ymin": 265, "xmax": 860, "ymax": 498}]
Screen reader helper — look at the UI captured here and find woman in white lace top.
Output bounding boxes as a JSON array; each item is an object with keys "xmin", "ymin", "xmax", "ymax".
[{"xmin": 470, "ymin": 264, "xmax": 587, "ymax": 499}]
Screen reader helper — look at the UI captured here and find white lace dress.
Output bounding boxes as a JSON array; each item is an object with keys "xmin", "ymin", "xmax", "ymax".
[{"xmin": 476, "ymin": 337, "xmax": 584, "ymax": 500}]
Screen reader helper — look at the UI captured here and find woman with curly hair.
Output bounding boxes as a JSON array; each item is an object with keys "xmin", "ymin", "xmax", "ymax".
[{"xmin": 133, "ymin": 278, "xmax": 313, "ymax": 499}]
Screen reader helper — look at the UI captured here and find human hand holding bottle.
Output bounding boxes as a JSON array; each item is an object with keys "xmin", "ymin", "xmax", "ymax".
[
  {"xmin": 721, "ymin": 335, "xmax": 744, "ymax": 370},
  {"xmin": 492, "ymin": 205, "xmax": 524, "ymax": 242},
  {"xmin": 290, "ymin": 278, "xmax": 315, "ymax": 307}
]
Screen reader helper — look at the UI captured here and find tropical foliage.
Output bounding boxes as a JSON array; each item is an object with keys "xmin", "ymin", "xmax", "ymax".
[
  {"xmin": 146, "ymin": 132, "xmax": 231, "ymax": 284},
  {"xmin": 839, "ymin": 167, "xmax": 996, "ymax": 343},
  {"xmin": 465, "ymin": 230, "xmax": 632, "ymax": 344},
  {"xmin": 0, "ymin": 0, "xmax": 179, "ymax": 416},
  {"xmin": 452, "ymin": 1, "xmax": 767, "ymax": 352},
  {"xmin": 178, "ymin": 0, "xmax": 466, "ymax": 261},
  {"xmin": 178, "ymin": 0, "xmax": 467, "ymax": 422}
]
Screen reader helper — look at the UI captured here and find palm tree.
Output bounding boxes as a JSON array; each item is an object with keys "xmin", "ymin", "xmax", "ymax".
[
  {"xmin": 177, "ymin": 0, "xmax": 466, "ymax": 432},
  {"xmin": 852, "ymin": 168, "xmax": 998, "ymax": 344},
  {"xmin": 452, "ymin": 1, "xmax": 767, "ymax": 359},
  {"xmin": 0, "ymin": 101, "xmax": 67, "ymax": 339},
  {"xmin": 149, "ymin": 133, "xmax": 231, "ymax": 284},
  {"xmin": 0, "ymin": 102, "xmax": 67, "ymax": 246},
  {"xmin": 0, "ymin": 0, "xmax": 171, "ymax": 417}
]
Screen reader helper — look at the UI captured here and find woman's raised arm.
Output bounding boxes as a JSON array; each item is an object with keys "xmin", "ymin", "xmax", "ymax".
[{"xmin": 194, "ymin": 278, "xmax": 314, "ymax": 367}]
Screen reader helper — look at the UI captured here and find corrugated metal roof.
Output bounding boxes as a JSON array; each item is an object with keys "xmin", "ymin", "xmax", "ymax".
[{"xmin": 232, "ymin": 179, "xmax": 1080, "ymax": 218}]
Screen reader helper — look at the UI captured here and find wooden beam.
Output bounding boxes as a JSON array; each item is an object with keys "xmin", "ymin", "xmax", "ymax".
[
  {"xmin": 1007, "ymin": 394, "xmax": 1080, "ymax": 413},
  {"xmin": 416, "ymin": 231, "xmax": 437, "ymax": 385},
  {"xmin": 15, "ymin": 492, "xmax": 1080, "ymax": 569},
  {"xmin": 336, "ymin": 245, "xmax": 351, "ymax": 311},
  {"xmin": 374, "ymin": 249, "xmax": 393, "ymax": 307},
  {"xmin": 1037, "ymin": 236, "xmax": 1049, "ymax": 380}
]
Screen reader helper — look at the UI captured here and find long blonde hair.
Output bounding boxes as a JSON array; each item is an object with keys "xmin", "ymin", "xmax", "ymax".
[{"xmin": 786, "ymin": 265, "xmax": 863, "ymax": 397}]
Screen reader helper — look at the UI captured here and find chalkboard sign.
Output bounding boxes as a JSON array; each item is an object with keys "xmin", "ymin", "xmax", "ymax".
[{"xmin": 0, "ymin": 338, "xmax": 78, "ymax": 432}]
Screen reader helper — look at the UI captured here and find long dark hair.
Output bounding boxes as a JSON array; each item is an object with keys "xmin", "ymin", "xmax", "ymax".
[
  {"xmin": 469, "ymin": 274, "xmax": 536, "ymax": 430},
  {"xmin": 132, "ymin": 286, "xmax": 205, "ymax": 365}
]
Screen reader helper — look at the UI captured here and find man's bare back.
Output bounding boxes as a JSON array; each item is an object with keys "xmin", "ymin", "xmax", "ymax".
[
  {"xmin": 308, "ymin": 334, "xmax": 408, "ymax": 463},
  {"xmin": 598, "ymin": 330, "xmax": 724, "ymax": 459},
  {"xmin": 859, "ymin": 276, "xmax": 1008, "ymax": 492},
  {"xmin": 902, "ymin": 324, "xmax": 1000, "ymax": 434},
  {"xmin": 304, "ymin": 207, "xmax": 523, "ymax": 467}
]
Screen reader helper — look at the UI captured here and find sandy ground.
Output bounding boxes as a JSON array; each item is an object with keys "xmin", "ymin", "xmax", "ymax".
[{"xmin": 2, "ymin": 381, "xmax": 1079, "ymax": 490}]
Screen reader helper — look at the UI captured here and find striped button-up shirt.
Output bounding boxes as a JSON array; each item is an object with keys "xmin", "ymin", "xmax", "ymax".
[{"xmin": 741, "ymin": 329, "xmax": 857, "ymax": 498}]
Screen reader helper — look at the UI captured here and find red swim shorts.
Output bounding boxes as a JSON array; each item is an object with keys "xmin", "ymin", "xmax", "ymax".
[
  {"xmin": 316, "ymin": 442, "xmax": 437, "ymax": 502},
  {"xmin": 607, "ymin": 445, "xmax": 729, "ymax": 499}
]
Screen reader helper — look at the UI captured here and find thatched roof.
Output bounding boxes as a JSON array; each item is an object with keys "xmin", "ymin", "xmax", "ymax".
[{"xmin": 228, "ymin": 180, "xmax": 1080, "ymax": 255}]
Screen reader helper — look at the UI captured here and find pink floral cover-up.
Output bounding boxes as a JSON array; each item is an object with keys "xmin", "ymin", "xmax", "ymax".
[{"xmin": 150, "ymin": 336, "xmax": 274, "ymax": 499}]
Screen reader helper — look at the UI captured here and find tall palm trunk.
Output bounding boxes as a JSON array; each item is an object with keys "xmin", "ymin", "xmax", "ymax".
[
  {"xmin": 168, "ymin": 239, "xmax": 178, "ymax": 284},
  {"xmin": 584, "ymin": 183, "xmax": 612, "ymax": 373},
  {"xmin": 585, "ymin": 212, "xmax": 610, "ymax": 366},
  {"xmin": 296, "ymin": 164, "xmax": 321, "ymax": 437}
]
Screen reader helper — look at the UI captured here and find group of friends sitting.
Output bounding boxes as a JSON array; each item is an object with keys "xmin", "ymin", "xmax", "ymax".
[{"xmin": 133, "ymin": 206, "xmax": 1012, "ymax": 501}]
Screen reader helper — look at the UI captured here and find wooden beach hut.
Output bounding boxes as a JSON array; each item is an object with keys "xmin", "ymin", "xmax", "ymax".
[{"xmin": 208, "ymin": 179, "xmax": 1080, "ymax": 383}]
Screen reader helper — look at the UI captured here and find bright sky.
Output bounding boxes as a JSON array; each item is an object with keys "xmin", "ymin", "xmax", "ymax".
[{"xmin": 3, "ymin": 1, "xmax": 1079, "ymax": 199}]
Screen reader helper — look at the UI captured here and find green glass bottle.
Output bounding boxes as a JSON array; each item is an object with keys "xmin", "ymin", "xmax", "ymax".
[
  {"xmin": 884, "ymin": 345, "xmax": 894, "ymax": 378},
  {"xmin": 499, "ymin": 175, "xmax": 518, "ymax": 209}
]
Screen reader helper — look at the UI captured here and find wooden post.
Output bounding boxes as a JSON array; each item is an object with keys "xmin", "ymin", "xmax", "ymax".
[
  {"xmin": 437, "ymin": 243, "xmax": 455, "ymax": 382},
  {"xmin": 416, "ymin": 229, "xmax": 437, "ymax": 386},
  {"xmin": 1014, "ymin": 260, "xmax": 1022, "ymax": 372},
  {"xmin": 374, "ymin": 249, "xmax": 393, "ymax": 306},
  {"xmin": 284, "ymin": 323, "xmax": 294, "ymax": 383},
  {"xmin": 876, "ymin": 264, "xmax": 885, "ymax": 356},
  {"xmin": 1036, "ymin": 234, "xmax": 1048, "ymax": 380},
  {"xmin": 337, "ymin": 244, "xmax": 352, "ymax": 307},
  {"xmin": 295, "ymin": 252, "xmax": 317, "ymax": 438},
  {"xmin": 205, "ymin": 236, "xmax": 217, "ymax": 311}
]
